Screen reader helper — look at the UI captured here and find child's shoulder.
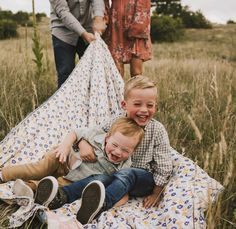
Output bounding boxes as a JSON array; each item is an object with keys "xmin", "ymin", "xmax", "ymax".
[{"xmin": 146, "ymin": 119, "xmax": 167, "ymax": 132}]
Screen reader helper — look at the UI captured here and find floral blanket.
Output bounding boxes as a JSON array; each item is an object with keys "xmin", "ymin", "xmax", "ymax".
[{"xmin": 0, "ymin": 35, "xmax": 223, "ymax": 228}]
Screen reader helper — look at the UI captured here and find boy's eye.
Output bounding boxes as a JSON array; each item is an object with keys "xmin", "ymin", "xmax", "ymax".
[
  {"xmin": 122, "ymin": 149, "xmax": 130, "ymax": 154},
  {"xmin": 112, "ymin": 143, "xmax": 118, "ymax": 147},
  {"xmin": 147, "ymin": 104, "xmax": 154, "ymax": 108},
  {"xmin": 134, "ymin": 103, "xmax": 141, "ymax": 106}
]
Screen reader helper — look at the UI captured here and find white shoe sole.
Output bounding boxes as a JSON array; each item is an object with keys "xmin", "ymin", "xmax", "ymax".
[
  {"xmin": 35, "ymin": 176, "xmax": 58, "ymax": 207},
  {"xmin": 77, "ymin": 180, "xmax": 105, "ymax": 224}
]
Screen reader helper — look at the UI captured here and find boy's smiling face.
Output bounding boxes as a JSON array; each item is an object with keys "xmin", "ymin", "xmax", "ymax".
[
  {"xmin": 121, "ymin": 88, "xmax": 157, "ymax": 127},
  {"xmin": 105, "ymin": 131, "xmax": 139, "ymax": 163}
]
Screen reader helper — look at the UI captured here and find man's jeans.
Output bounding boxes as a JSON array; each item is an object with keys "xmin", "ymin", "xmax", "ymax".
[
  {"xmin": 52, "ymin": 35, "xmax": 87, "ymax": 88},
  {"xmin": 62, "ymin": 168, "xmax": 155, "ymax": 210}
]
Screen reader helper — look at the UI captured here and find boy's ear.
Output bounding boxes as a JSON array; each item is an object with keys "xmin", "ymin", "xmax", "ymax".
[
  {"xmin": 105, "ymin": 133, "xmax": 110, "ymax": 142},
  {"xmin": 121, "ymin": 100, "xmax": 126, "ymax": 110}
]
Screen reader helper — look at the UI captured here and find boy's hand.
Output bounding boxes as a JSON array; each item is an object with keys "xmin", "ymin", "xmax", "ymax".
[
  {"xmin": 81, "ymin": 32, "xmax": 96, "ymax": 43},
  {"xmin": 143, "ymin": 185, "xmax": 163, "ymax": 208},
  {"xmin": 143, "ymin": 193, "xmax": 161, "ymax": 208},
  {"xmin": 54, "ymin": 144, "xmax": 71, "ymax": 164},
  {"xmin": 78, "ymin": 139, "xmax": 97, "ymax": 162},
  {"xmin": 93, "ymin": 16, "xmax": 107, "ymax": 34}
]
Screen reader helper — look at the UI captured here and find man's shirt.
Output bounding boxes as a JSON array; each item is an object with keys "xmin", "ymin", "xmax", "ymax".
[{"xmin": 50, "ymin": 0, "xmax": 104, "ymax": 45}]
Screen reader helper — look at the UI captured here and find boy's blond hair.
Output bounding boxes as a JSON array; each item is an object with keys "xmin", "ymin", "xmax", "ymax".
[
  {"xmin": 108, "ymin": 117, "xmax": 144, "ymax": 148},
  {"xmin": 124, "ymin": 75, "xmax": 157, "ymax": 100}
]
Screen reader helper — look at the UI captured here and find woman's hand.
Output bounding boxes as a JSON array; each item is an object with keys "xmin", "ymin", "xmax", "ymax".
[
  {"xmin": 93, "ymin": 16, "xmax": 107, "ymax": 34},
  {"xmin": 78, "ymin": 139, "xmax": 97, "ymax": 162}
]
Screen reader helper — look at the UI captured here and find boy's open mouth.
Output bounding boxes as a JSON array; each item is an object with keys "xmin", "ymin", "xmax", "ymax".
[
  {"xmin": 136, "ymin": 115, "xmax": 149, "ymax": 122},
  {"xmin": 110, "ymin": 153, "xmax": 119, "ymax": 162}
]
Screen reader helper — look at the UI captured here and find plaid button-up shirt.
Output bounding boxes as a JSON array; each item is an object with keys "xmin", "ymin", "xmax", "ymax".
[
  {"xmin": 131, "ymin": 119, "xmax": 172, "ymax": 186},
  {"xmin": 103, "ymin": 118, "xmax": 173, "ymax": 186}
]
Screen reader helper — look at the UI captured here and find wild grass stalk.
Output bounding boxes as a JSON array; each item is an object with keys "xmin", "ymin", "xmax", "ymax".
[{"xmin": 32, "ymin": 0, "xmax": 44, "ymax": 80}]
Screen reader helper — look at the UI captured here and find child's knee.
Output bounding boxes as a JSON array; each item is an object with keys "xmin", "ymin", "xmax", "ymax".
[{"xmin": 113, "ymin": 169, "xmax": 136, "ymax": 184}]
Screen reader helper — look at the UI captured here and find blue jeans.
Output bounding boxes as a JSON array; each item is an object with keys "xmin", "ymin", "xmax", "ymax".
[
  {"xmin": 62, "ymin": 174, "xmax": 113, "ymax": 203},
  {"xmin": 52, "ymin": 35, "xmax": 88, "ymax": 88},
  {"xmin": 62, "ymin": 168, "xmax": 155, "ymax": 210}
]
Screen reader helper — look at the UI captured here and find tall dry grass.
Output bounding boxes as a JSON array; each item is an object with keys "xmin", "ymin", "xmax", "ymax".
[
  {"xmin": 0, "ymin": 19, "xmax": 56, "ymax": 139},
  {"xmin": 143, "ymin": 26, "xmax": 236, "ymax": 228},
  {"xmin": 0, "ymin": 20, "xmax": 235, "ymax": 228}
]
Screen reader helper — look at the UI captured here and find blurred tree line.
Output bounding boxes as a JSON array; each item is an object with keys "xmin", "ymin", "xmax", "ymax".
[
  {"xmin": 151, "ymin": 0, "xmax": 212, "ymax": 42},
  {"xmin": 0, "ymin": 9, "xmax": 46, "ymax": 39},
  {"xmin": 0, "ymin": 1, "xmax": 218, "ymax": 42}
]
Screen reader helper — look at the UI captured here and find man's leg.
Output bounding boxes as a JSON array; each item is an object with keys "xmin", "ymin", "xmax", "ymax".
[
  {"xmin": 76, "ymin": 36, "xmax": 88, "ymax": 58},
  {"xmin": 104, "ymin": 168, "xmax": 155, "ymax": 209},
  {"xmin": 52, "ymin": 35, "xmax": 76, "ymax": 88}
]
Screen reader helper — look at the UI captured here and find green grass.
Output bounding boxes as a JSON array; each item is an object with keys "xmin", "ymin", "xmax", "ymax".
[{"xmin": 0, "ymin": 20, "xmax": 235, "ymax": 228}]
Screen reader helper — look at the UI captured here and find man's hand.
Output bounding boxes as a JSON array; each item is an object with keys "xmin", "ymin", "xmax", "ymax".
[
  {"xmin": 78, "ymin": 139, "xmax": 97, "ymax": 162},
  {"xmin": 93, "ymin": 16, "xmax": 107, "ymax": 34},
  {"xmin": 143, "ymin": 185, "xmax": 163, "ymax": 208},
  {"xmin": 81, "ymin": 32, "xmax": 96, "ymax": 43}
]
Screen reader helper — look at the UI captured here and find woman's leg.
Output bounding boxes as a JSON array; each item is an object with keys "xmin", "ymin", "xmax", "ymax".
[
  {"xmin": 114, "ymin": 60, "xmax": 125, "ymax": 78},
  {"xmin": 130, "ymin": 57, "xmax": 143, "ymax": 77}
]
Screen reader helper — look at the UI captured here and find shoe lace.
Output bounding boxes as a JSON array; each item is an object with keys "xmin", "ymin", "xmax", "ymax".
[{"xmin": 48, "ymin": 188, "xmax": 67, "ymax": 210}]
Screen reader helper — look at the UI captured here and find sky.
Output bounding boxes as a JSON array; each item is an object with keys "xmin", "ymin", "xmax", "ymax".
[{"xmin": 0, "ymin": 0, "xmax": 235, "ymax": 24}]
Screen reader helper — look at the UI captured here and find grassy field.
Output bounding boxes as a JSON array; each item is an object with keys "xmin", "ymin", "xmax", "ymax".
[{"xmin": 0, "ymin": 18, "xmax": 235, "ymax": 228}]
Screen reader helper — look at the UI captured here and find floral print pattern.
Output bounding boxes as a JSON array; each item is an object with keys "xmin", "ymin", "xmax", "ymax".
[{"xmin": 104, "ymin": 0, "xmax": 152, "ymax": 64}]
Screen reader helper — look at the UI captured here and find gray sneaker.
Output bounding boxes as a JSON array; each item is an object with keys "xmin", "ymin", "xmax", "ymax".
[
  {"xmin": 76, "ymin": 180, "xmax": 105, "ymax": 224},
  {"xmin": 13, "ymin": 179, "xmax": 34, "ymax": 199},
  {"xmin": 35, "ymin": 176, "xmax": 58, "ymax": 207}
]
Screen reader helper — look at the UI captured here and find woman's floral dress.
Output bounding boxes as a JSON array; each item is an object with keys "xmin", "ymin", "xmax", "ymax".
[{"xmin": 104, "ymin": 0, "xmax": 152, "ymax": 64}]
